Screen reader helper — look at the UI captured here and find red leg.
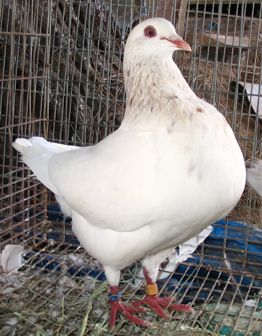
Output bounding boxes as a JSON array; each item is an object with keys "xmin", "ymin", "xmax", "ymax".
[
  {"xmin": 109, "ymin": 286, "xmax": 151, "ymax": 328},
  {"xmin": 132, "ymin": 268, "xmax": 194, "ymax": 318}
]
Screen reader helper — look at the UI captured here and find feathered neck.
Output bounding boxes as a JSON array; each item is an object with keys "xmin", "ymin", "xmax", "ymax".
[{"xmin": 122, "ymin": 53, "xmax": 196, "ymax": 130}]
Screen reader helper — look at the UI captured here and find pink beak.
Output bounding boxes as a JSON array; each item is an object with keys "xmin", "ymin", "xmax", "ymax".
[{"xmin": 161, "ymin": 36, "xmax": 192, "ymax": 52}]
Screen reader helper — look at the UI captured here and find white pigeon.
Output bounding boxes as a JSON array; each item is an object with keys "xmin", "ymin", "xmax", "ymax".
[
  {"xmin": 12, "ymin": 18, "xmax": 246, "ymax": 327},
  {"xmin": 247, "ymin": 159, "xmax": 262, "ymax": 197}
]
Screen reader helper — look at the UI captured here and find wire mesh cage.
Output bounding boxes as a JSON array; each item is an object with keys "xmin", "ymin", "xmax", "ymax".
[{"xmin": 0, "ymin": 0, "xmax": 261, "ymax": 335}]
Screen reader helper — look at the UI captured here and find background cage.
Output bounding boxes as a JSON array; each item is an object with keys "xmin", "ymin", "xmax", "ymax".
[{"xmin": 0, "ymin": 0, "xmax": 261, "ymax": 335}]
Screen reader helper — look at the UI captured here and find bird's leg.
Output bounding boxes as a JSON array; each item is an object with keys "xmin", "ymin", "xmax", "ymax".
[
  {"xmin": 108, "ymin": 286, "xmax": 151, "ymax": 328},
  {"xmin": 132, "ymin": 267, "xmax": 193, "ymax": 318}
]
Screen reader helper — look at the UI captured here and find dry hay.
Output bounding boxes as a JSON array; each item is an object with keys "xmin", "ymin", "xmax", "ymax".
[
  {"xmin": 0, "ymin": 259, "xmax": 211, "ymax": 336},
  {"xmin": 0, "ymin": 262, "xmax": 244, "ymax": 336},
  {"xmin": 1, "ymin": 245, "xmax": 261, "ymax": 336}
]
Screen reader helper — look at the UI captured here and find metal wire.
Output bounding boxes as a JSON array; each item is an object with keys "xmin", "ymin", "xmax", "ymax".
[{"xmin": 0, "ymin": 0, "xmax": 261, "ymax": 335}]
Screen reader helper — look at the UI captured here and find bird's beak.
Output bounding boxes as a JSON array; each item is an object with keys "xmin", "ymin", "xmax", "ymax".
[{"xmin": 161, "ymin": 35, "xmax": 192, "ymax": 52}]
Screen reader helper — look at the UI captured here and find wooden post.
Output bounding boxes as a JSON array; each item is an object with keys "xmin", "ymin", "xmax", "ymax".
[
  {"xmin": 155, "ymin": 0, "xmax": 175, "ymax": 21},
  {"xmin": 177, "ymin": 0, "xmax": 188, "ymax": 37}
]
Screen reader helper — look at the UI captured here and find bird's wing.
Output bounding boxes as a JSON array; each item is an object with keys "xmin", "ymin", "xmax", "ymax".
[{"xmin": 48, "ymin": 128, "xmax": 159, "ymax": 232}]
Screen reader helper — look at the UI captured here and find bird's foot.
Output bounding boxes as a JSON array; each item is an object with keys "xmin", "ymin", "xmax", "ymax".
[
  {"xmin": 109, "ymin": 287, "xmax": 151, "ymax": 328},
  {"xmin": 136, "ymin": 268, "xmax": 194, "ymax": 319},
  {"xmin": 132, "ymin": 295, "xmax": 194, "ymax": 319}
]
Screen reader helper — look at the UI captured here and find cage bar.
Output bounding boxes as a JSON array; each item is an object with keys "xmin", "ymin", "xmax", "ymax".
[{"xmin": 0, "ymin": 1, "xmax": 261, "ymax": 335}]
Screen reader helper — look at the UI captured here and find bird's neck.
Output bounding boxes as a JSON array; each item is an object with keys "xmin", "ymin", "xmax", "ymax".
[{"xmin": 122, "ymin": 54, "xmax": 195, "ymax": 130}]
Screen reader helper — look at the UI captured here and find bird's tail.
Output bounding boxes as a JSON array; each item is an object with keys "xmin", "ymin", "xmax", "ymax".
[{"xmin": 13, "ymin": 137, "xmax": 78, "ymax": 195}]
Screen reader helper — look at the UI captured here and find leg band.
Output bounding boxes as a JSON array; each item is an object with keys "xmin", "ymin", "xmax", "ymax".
[
  {"xmin": 109, "ymin": 291, "xmax": 122, "ymax": 302},
  {"xmin": 146, "ymin": 283, "xmax": 158, "ymax": 296}
]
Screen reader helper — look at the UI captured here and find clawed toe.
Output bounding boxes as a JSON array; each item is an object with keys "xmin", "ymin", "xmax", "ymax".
[
  {"xmin": 132, "ymin": 296, "xmax": 168, "ymax": 318},
  {"xmin": 110, "ymin": 301, "xmax": 151, "ymax": 328},
  {"xmin": 108, "ymin": 285, "xmax": 193, "ymax": 328},
  {"xmin": 132, "ymin": 295, "xmax": 193, "ymax": 319},
  {"xmin": 109, "ymin": 286, "xmax": 152, "ymax": 328}
]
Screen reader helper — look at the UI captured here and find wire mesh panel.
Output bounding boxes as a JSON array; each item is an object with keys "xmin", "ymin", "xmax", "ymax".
[
  {"xmin": 0, "ymin": 1, "xmax": 261, "ymax": 335},
  {"xmin": 0, "ymin": 0, "xmax": 51, "ymax": 251}
]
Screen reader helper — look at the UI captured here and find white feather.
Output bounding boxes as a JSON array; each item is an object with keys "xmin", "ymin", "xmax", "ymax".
[
  {"xmin": 134, "ymin": 226, "xmax": 213, "ymax": 283},
  {"xmin": 0, "ymin": 244, "xmax": 25, "ymax": 273},
  {"xmin": 159, "ymin": 226, "xmax": 213, "ymax": 280},
  {"xmin": 247, "ymin": 159, "xmax": 262, "ymax": 197}
]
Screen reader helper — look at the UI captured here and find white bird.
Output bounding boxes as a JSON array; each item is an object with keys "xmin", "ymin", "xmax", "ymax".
[
  {"xmin": 247, "ymin": 159, "xmax": 262, "ymax": 197},
  {"xmin": 12, "ymin": 18, "xmax": 246, "ymax": 327}
]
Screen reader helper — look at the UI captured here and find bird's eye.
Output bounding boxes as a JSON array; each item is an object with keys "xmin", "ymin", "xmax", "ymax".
[{"xmin": 144, "ymin": 25, "xmax": 157, "ymax": 38}]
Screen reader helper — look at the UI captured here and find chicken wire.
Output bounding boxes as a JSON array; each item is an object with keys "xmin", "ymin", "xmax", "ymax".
[{"xmin": 0, "ymin": 0, "xmax": 261, "ymax": 335}]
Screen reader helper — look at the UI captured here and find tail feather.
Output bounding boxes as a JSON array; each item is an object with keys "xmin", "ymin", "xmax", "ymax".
[{"xmin": 13, "ymin": 137, "xmax": 78, "ymax": 197}]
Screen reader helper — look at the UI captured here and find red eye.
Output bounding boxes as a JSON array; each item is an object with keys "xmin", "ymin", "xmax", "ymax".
[{"xmin": 144, "ymin": 25, "xmax": 157, "ymax": 38}]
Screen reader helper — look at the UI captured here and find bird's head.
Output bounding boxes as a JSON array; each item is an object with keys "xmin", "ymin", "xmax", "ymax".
[{"xmin": 125, "ymin": 18, "xmax": 191, "ymax": 58}]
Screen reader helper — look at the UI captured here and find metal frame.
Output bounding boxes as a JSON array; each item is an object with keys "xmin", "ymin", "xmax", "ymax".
[{"xmin": 0, "ymin": 0, "xmax": 261, "ymax": 335}]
